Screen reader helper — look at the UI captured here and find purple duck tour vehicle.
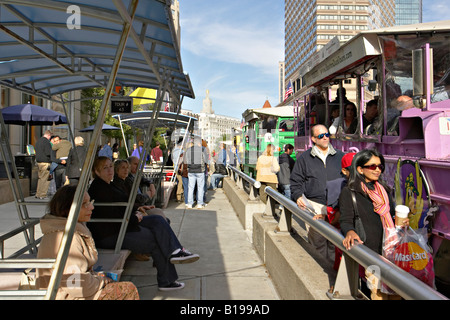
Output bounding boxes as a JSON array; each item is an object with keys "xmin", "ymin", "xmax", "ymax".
[{"xmin": 289, "ymin": 21, "xmax": 450, "ymax": 295}]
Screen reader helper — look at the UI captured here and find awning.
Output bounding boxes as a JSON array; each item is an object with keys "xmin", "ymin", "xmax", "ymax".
[
  {"xmin": 0, "ymin": 0, "xmax": 195, "ymax": 100},
  {"xmin": 115, "ymin": 111, "xmax": 197, "ymax": 130},
  {"xmin": 243, "ymin": 106, "xmax": 294, "ymax": 121}
]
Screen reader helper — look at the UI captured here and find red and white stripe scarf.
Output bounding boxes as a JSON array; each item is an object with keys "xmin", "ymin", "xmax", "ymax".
[{"xmin": 361, "ymin": 181, "xmax": 395, "ymax": 231}]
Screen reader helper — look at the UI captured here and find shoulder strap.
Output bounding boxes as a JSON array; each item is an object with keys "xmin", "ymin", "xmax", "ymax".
[{"xmin": 351, "ymin": 191, "xmax": 360, "ymax": 218}]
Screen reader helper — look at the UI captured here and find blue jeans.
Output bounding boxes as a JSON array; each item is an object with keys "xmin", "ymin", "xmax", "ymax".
[
  {"xmin": 279, "ymin": 184, "xmax": 291, "ymax": 200},
  {"xmin": 95, "ymin": 215, "xmax": 181, "ymax": 287},
  {"xmin": 188, "ymin": 172, "xmax": 204, "ymax": 205},
  {"xmin": 210, "ymin": 173, "xmax": 225, "ymax": 189},
  {"xmin": 182, "ymin": 176, "xmax": 189, "ymax": 204}
]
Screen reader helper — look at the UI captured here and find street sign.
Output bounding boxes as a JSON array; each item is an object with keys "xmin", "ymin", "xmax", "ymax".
[{"xmin": 110, "ymin": 97, "xmax": 133, "ymax": 114}]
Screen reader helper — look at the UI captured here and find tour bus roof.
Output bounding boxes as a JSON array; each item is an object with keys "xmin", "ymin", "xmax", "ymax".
[
  {"xmin": 303, "ymin": 20, "xmax": 450, "ymax": 87},
  {"xmin": 243, "ymin": 106, "xmax": 294, "ymax": 122},
  {"xmin": 0, "ymin": 0, "xmax": 195, "ymax": 100},
  {"xmin": 362, "ymin": 20, "xmax": 450, "ymax": 35}
]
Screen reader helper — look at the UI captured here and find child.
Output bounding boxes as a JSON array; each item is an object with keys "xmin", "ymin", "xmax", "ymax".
[{"xmin": 326, "ymin": 152, "xmax": 356, "ymax": 270}]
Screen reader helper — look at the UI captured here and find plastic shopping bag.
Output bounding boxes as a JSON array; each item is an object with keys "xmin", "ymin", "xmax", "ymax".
[{"xmin": 382, "ymin": 227, "xmax": 435, "ymax": 293}]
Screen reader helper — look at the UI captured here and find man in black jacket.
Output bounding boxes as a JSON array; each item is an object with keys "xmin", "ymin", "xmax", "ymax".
[
  {"xmin": 277, "ymin": 144, "xmax": 295, "ymax": 199},
  {"xmin": 290, "ymin": 124, "xmax": 344, "ymax": 262},
  {"xmin": 34, "ymin": 130, "xmax": 53, "ymax": 199}
]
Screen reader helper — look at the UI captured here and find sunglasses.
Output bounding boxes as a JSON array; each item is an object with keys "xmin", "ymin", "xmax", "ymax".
[
  {"xmin": 315, "ymin": 133, "xmax": 330, "ymax": 139},
  {"xmin": 362, "ymin": 164, "xmax": 385, "ymax": 171}
]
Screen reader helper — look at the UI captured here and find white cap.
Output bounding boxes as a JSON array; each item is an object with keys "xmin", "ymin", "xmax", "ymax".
[{"xmin": 395, "ymin": 205, "xmax": 410, "ymax": 218}]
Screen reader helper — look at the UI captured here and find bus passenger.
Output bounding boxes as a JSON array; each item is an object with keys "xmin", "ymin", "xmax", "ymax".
[
  {"xmin": 256, "ymin": 144, "xmax": 280, "ymax": 204},
  {"xmin": 88, "ymin": 156, "xmax": 200, "ymax": 291},
  {"xmin": 290, "ymin": 124, "xmax": 344, "ymax": 263},
  {"xmin": 36, "ymin": 185, "xmax": 140, "ymax": 300},
  {"xmin": 362, "ymin": 99, "xmax": 379, "ymax": 134},
  {"xmin": 329, "ymin": 102, "xmax": 357, "ymax": 134},
  {"xmin": 387, "ymin": 95, "xmax": 414, "ymax": 135}
]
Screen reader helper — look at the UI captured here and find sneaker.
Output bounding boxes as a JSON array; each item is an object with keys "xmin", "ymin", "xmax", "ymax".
[
  {"xmin": 170, "ymin": 249, "xmax": 200, "ymax": 264},
  {"xmin": 158, "ymin": 281, "xmax": 185, "ymax": 291},
  {"xmin": 186, "ymin": 204, "xmax": 193, "ymax": 209},
  {"xmin": 196, "ymin": 204, "xmax": 205, "ymax": 209}
]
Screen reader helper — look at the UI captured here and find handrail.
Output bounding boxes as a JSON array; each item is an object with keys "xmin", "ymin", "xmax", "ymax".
[
  {"xmin": 0, "ymin": 219, "xmax": 40, "ymax": 259},
  {"xmin": 263, "ymin": 186, "xmax": 448, "ymax": 300},
  {"xmin": 227, "ymin": 165, "xmax": 260, "ymax": 200}
]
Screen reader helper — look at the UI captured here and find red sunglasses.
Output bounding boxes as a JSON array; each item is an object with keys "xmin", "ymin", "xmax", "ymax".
[{"xmin": 362, "ymin": 164, "xmax": 385, "ymax": 171}]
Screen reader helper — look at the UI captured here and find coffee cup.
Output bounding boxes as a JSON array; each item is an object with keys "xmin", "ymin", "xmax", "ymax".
[{"xmin": 395, "ymin": 205, "xmax": 410, "ymax": 226}]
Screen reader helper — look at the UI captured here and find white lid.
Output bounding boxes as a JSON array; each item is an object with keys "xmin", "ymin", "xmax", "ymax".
[{"xmin": 395, "ymin": 205, "xmax": 410, "ymax": 218}]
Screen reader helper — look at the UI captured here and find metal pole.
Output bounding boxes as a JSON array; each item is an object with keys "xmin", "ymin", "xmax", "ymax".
[{"xmin": 44, "ymin": 0, "xmax": 139, "ymax": 300}]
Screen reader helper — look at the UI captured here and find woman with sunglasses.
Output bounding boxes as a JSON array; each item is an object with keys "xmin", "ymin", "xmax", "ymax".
[{"xmin": 339, "ymin": 149, "xmax": 404, "ymax": 299}]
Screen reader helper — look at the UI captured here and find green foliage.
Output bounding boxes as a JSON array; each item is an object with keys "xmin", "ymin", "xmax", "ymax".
[{"xmin": 81, "ymin": 87, "xmax": 168, "ymax": 149}]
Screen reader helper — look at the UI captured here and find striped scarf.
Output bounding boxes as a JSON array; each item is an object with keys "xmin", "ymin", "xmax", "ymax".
[{"xmin": 361, "ymin": 181, "xmax": 395, "ymax": 231}]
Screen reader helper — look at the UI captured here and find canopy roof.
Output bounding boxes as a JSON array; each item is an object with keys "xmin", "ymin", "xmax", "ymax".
[
  {"xmin": 0, "ymin": 0, "xmax": 195, "ymax": 100},
  {"xmin": 243, "ymin": 106, "xmax": 294, "ymax": 122},
  {"xmin": 115, "ymin": 110, "xmax": 197, "ymax": 130}
]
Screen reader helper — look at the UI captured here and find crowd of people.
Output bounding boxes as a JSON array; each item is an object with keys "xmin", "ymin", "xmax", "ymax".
[
  {"xmin": 252, "ymin": 122, "xmax": 411, "ymax": 300},
  {"xmin": 34, "ymin": 135, "xmax": 203, "ymax": 299},
  {"xmin": 33, "ymin": 116, "xmax": 410, "ymax": 300},
  {"xmin": 172, "ymin": 137, "xmax": 240, "ymax": 208}
]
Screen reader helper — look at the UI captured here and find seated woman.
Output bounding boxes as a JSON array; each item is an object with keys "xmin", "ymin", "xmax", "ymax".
[
  {"xmin": 88, "ymin": 156, "xmax": 200, "ymax": 291},
  {"xmin": 36, "ymin": 185, "xmax": 139, "ymax": 300},
  {"xmin": 112, "ymin": 159, "xmax": 168, "ymax": 222}
]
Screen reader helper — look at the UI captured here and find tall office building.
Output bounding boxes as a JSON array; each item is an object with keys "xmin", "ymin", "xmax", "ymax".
[
  {"xmin": 395, "ymin": 0, "xmax": 422, "ymax": 25},
  {"xmin": 170, "ymin": 0, "xmax": 181, "ymax": 47},
  {"xmin": 284, "ymin": 0, "xmax": 395, "ymax": 94}
]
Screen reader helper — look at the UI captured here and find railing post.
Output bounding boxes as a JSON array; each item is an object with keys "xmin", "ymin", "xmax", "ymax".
[
  {"xmin": 327, "ymin": 251, "xmax": 361, "ymax": 300},
  {"xmin": 264, "ymin": 193, "xmax": 275, "ymax": 216},
  {"xmin": 276, "ymin": 206, "xmax": 292, "ymax": 233}
]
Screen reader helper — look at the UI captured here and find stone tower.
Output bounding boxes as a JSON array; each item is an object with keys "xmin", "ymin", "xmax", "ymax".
[{"xmin": 201, "ymin": 89, "xmax": 214, "ymax": 114}]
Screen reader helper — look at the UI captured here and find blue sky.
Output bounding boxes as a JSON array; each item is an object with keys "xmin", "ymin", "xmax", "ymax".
[{"xmin": 179, "ymin": 0, "xmax": 449, "ymax": 119}]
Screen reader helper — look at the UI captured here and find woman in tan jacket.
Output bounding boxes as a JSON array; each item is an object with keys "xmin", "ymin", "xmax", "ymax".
[
  {"xmin": 256, "ymin": 144, "xmax": 280, "ymax": 203},
  {"xmin": 36, "ymin": 185, "xmax": 139, "ymax": 300}
]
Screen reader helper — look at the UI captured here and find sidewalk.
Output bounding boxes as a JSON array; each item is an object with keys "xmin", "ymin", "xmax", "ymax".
[
  {"xmin": 122, "ymin": 188, "xmax": 280, "ymax": 300},
  {"xmin": 0, "ymin": 189, "xmax": 280, "ymax": 300}
]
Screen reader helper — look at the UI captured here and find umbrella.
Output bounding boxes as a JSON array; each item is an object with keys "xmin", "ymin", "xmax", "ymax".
[
  {"xmin": 79, "ymin": 123, "xmax": 121, "ymax": 132},
  {"xmin": 1, "ymin": 103, "xmax": 67, "ymax": 125}
]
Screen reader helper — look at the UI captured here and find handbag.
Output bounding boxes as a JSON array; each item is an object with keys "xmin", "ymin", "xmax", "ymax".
[
  {"xmin": 351, "ymin": 191, "xmax": 366, "ymax": 242},
  {"xmin": 19, "ymin": 268, "xmax": 36, "ymax": 290}
]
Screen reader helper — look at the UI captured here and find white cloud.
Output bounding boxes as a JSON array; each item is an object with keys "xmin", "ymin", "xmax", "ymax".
[
  {"xmin": 181, "ymin": 17, "xmax": 283, "ymax": 74},
  {"xmin": 422, "ymin": 1, "xmax": 450, "ymax": 22}
]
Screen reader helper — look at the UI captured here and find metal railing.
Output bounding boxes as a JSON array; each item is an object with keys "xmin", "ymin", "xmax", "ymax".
[
  {"xmin": 223, "ymin": 164, "xmax": 447, "ymax": 300},
  {"xmin": 227, "ymin": 165, "xmax": 260, "ymax": 200},
  {"xmin": 261, "ymin": 186, "xmax": 447, "ymax": 300}
]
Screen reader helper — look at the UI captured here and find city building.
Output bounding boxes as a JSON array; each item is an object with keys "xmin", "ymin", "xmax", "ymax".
[
  {"xmin": 197, "ymin": 90, "xmax": 241, "ymax": 153},
  {"xmin": 283, "ymin": 0, "xmax": 396, "ymax": 103},
  {"xmin": 395, "ymin": 0, "xmax": 422, "ymax": 25}
]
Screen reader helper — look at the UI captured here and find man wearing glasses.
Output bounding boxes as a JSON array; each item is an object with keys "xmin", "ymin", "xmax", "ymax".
[{"xmin": 290, "ymin": 124, "xmax": 344, "ymax": 263}]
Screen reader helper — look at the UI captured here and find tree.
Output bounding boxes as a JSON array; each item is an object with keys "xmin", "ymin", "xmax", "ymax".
[{"xmin": 81, "ymin": 87, "xmax": 169, "ymax": 149}]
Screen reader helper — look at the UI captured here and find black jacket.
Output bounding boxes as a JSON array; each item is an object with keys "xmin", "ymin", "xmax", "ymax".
[
  {"xmin": 35, "ymin": 136, "xmax": 52, "ymax": 163},
  {"xmin": 87, "ymin": 178, "xmax": 140, "ymax": 242},
  {"xmin": 277, "ymin": 152, "xmax": 295, "ymax": 185},
  {"xmin": 290, "ymin": 145, "xmax": 344, "ymax": 205},
  {"xmin": 339, "ymin": 185, "xmax": 395, "ymax": 254},
  {"xmin": 65, "ymin": 145, "xmax": 87, "ymax": 179}
]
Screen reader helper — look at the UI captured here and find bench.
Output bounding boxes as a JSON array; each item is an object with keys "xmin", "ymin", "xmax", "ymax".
[{"xmin": 0, "ymin": 249, "xmax": 131, "ymax": 292}]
